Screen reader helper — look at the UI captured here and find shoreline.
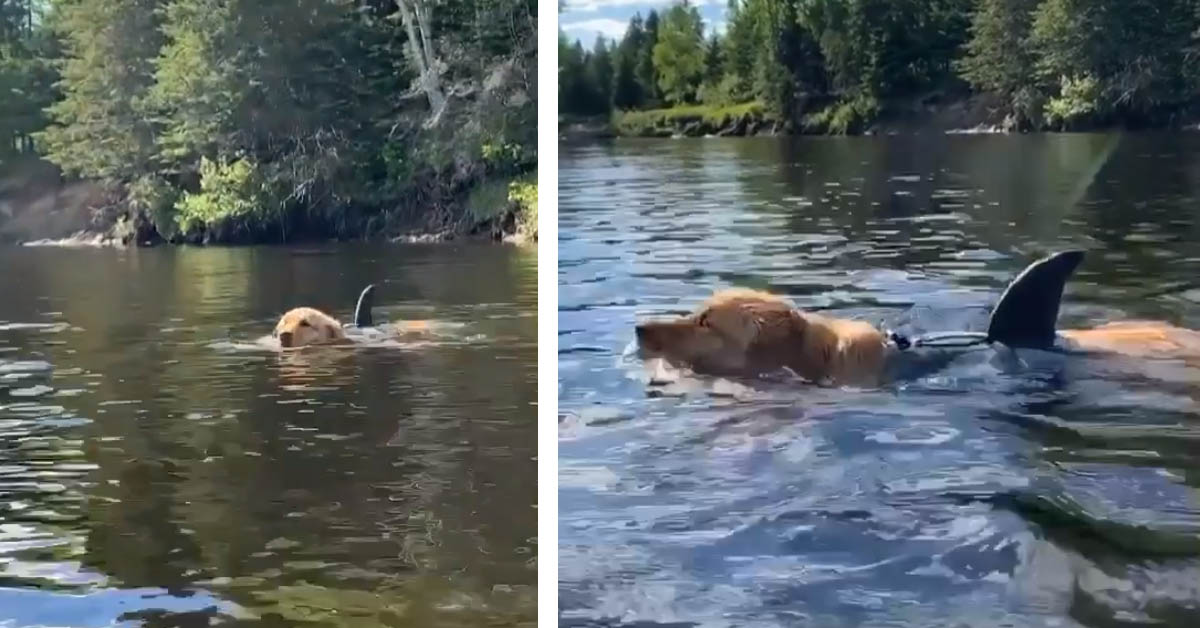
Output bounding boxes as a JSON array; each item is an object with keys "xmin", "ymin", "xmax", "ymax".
[
  {"xmin": 0, "ymin": 156, "xmax": 536, "ymax": 248},
  {"xmin": 561, "ymin": 95, "xmax": 1200, "ymax": 141},
  {"xmin": 14, "ymin": 228, "xmax": 536, "ymax": 249}
]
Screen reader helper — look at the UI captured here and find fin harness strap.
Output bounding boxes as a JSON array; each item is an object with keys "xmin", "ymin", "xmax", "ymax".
[
  {"xmin": 887, "ymin": 249, "xmax": 1087, "ymax": 353},
  {"xmin": 888, "ymin": 330, "xmax": 991, "ymax": 351}
]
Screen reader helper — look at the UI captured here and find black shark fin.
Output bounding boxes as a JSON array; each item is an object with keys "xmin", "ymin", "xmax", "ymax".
[
  {"xmin": 985, "ymin": 250, "xmax": 1085, "ymax": 350},
  {"xmin": 353, "ymin": 284, "xmax": 376, "ymax": 328}
]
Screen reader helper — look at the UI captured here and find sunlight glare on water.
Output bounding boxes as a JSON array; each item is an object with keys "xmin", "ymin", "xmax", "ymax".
[{"xmin": 559, "ymin": 134, "xmax": 1200, "ymax": 627}]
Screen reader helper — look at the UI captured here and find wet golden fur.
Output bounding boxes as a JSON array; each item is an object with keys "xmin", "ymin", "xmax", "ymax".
[
  {"xmin": 636, "ymin": 289, "xmax": 1200, "ymax": 385},
  {"xmin": 273, "ymin": 306, "xmax": 435, "ymax": 349},
  {"xmin": 273, "ymin": 307, "xmax": 347, "ymax": 348},
  {"xmin": 635, "ymin": 288, "xmax": 889, "ymax": 386}
]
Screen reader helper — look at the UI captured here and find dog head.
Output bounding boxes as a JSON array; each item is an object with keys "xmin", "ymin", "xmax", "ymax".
[
  {"xmin": 273, "ymin": 307, "xmax": 345, "ymax": 348},
  {"xmin": 635, "ymin": 289, "xmax": 806, "ymax": 375}
]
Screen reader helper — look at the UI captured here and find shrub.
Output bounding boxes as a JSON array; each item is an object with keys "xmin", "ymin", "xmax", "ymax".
[
  {"xmin": 1043, "ymin": 74, "xmax": 1101, "ymax": 129},
  {"xmin": 174, "ymin": 157, "xmax": 277, "ymax": 236},
  {"xmin": 612, "ymin": 101, "xmax": 770, "ymax": 135},
  {"xmin": 508, "ymin": 176, "xmax": 537, "ymax": 241},
  {"xmin": 127, "ymin": 174, "xmax": 180, "ymax": 240},
  {"xmin": 804, "ymin": 92, "xmax": 881, "ymax": 135}
]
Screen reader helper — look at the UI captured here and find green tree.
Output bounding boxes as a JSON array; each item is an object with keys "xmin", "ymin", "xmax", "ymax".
[
  {"xmin": 702, "ymin": 33, "xmax": 723, "ymax": 86},
  {"xmin": 26, "ymin": 0, "xmax": 534, "ymax": 243},
  {"xmin": 559, "ymin": 35, "xmax": 605, "ymax": 115},
  {"xmin": 956, "ymin": 0, "xmax": 1040, "ymax": 126},
  {"xmin": 652, "ymin": 1, "xmax": 705, "ymax": 105},
  {"xmin": 722, "ymin": 0, "xmax": 755, "ymax": 101},
  {"xmin": 0, "ymin": 1, "xmax": 56, "ymax": 155},
  {"xmin": 612, "ymin": 14, "xmax": 647, "ymax": 109},
  {"xmin": 801, "ymin": 0, "xmax": 971, "ymax": 101},
  {"xmin": 1031, "ymin": 0, "xmax": 1197, "ymax": 127},
  {"xmin": 638, "ymin": 9, "xmax": 661, "ymax": 106},
  {"xmin": 37, "ymin": 0, "xmax": 166, "ymax": 180},
  {"xmin": 590, "ymin": 35, "xmax": 614, "ymax": 110},
  {"xmin": 147, "ymin": 0, "xmax": 243, "ymax": 164},
  {"xmin": 749, "ymin": 0, "xmax": 795, "ymax": 116}
]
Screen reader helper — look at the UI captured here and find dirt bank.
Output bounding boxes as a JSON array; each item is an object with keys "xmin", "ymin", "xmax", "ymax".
[
  {"xmin": 0, "ymin": 156, "xmax": 534, "ymax": 247},
  {"xmin": 0, "ymin": 157, "xmax": 123, "ymax": 245}
]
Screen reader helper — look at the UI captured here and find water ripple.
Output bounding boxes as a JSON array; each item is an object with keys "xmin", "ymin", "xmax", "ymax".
[{"xmin": 560, "ymin": 135, "xmax": 1200, "ymax": 627}]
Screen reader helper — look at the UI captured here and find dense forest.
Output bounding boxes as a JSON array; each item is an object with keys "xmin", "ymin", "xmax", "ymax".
[
  {"xmin": 559, "ymin": 0, "xmax": 1200, "ymax": 135},
  {"xmin": 0, "ymin": 0, "xmax": 536, "ymax": 244}
]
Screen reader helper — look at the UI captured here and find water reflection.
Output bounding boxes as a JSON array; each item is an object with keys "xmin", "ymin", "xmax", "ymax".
[
  {"xmin": 560, "ymin": 134, "xmax": 1200, "ymax": 627},
  {"xmin": 0, "ymin": 243, "xmax": 536, "ymax": 626}
]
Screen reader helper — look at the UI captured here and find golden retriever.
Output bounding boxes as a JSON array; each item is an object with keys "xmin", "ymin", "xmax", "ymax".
[
  {"xmin": 271, "ymin": 285, "xmax": 433, "ymax": 349},
  {"xmin": 273, "ymin": 306, "xmax": 348, "ymax": 348},
  {"xmin": 636, "ymin": 284, "xmax": 1200, "ymax": 386},
  {"xmin": 635, "ymin": 288, "xmax": 891, "ymax": 386}
]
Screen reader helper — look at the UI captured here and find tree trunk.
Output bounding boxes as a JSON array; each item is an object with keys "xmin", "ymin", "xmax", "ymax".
[{"xmin": 396, "ymin": 0, "xmax": 446, "ymax": 124}]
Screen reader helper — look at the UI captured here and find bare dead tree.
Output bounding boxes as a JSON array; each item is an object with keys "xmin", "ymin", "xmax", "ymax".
[{"xmin": 395, "ymin": 0, "xmax": 447, "ymax": 126}]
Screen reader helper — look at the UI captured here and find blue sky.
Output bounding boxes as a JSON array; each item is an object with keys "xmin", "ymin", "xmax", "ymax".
[{"xmin": 560, "ymin": 0, "xmax": 729, "ymax": 49}]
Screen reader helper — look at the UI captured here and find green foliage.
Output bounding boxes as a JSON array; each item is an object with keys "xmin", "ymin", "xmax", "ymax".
[
  {"xmin": 1042, "ymin": 74, "xmax": 1101, "ymax": 129},
  {"xmin": 702, "ymin": 35, "xmax": 722, "ymax": 87},
  {"xmin": 7, "ymin": 0, "xmax": 535, "ymax": 242},
  {"xmin": 612, "ymin": 101, "xmax": 770, "ymax": 135},
  {"xmin": 465, "ymin": 177, "xmax": 511, "ymax": 222},
  {"xmin": 1031, "ymin": 0, "xmax": 1197, "ymax": 121},
  {"xmin": 0, "ymin": 2, "xmax": 56, "ymax": 155},
  {"xmin": 801, "ymin": 0, "xmax": 972, "ymax": 100},
  {"xmin": 127, "ymin": 174, "xmax": 179, "ymax": 239},
  {"xmin": 564, "ymin": 0, "xmax": 1200, "ymax": 133},
  {"xmin": 0, "ymin": 41, "xmax": 56, "ymax": 154},
  {"xmin": 613, "ymin": 14, "xmax": 648, "ymax": 109},
  {"xmin": 560, "ymin": 8, "xmax": 668, "ymax": 115},
  {"xmin": 590, "ymin": 36, "xmax": 614, "ymax": 109},
  {"xmin": 638, "ymin": 10, "xmax": 661, "ymax": 106},
  {"xmin": 652, "ymin": 2, "xmax": 705, "ymax": 105},
  {"xmin": 559, "ymin": 34, "xmax": 605, "ymax": 115},
  {"xmin": 957, "ymin": 0, "xmax": 1038, "ymax": 96},
  {"xmin": 37, "ymin": 0, "xmax": 165, "ymax": 179},
  {"xmin": 481, "ymin": 139, "xmax": 532, "ymax": 175},
  {"xmin": 721, "ymin": 1, "xmax": 754, "ymax": 102},
  {"xmin": 804, "ymin": 91, "xmax": 880, "ymax": 135},
  {"xmin": 697, "ymin": 74, "xmax": 740, "ymax": 107},
  {"xmin": 174, "ymin": 156, "xmax": 276, "ymax": 235},
  {"xmin": 147, "ymin": 0, "xmax": 242, "ymax": 163},
  {"xmin": 508, "ymin": 176, "xmax": 536, "ymax": 240},
  {"xmin": 611, "ymin": 36, "xmax": 641, "ymax": 110},
  {"xmin": 956, "ymin": 0, "xmax": 1040, "ymax": 126}
]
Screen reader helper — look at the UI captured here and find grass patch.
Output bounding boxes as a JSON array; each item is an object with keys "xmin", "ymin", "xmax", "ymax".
[
  {"xmin": 802, "ymin": 93, "xmax": 882, "ymax": 135},
  {"xmin": 612, "ymin": 101, "xmax": 772, "ymax": 136}
]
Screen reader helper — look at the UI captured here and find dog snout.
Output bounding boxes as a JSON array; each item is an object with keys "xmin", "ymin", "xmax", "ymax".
[{"xmin": 278, "ymin": 331, "xmax": 294, "ymax": 347}]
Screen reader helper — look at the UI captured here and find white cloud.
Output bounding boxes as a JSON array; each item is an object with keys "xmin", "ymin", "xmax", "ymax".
[
  {"xmin": 562, "ymin": 0, "xmax": 723, "ymax": 13},
  {"xmin": 561, "ymin": 18, "xmax": 630, "ymax": 42}
]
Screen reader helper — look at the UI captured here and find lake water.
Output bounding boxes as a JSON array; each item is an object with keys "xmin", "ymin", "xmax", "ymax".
[
  {"xmin": 0, "ymin": 243, "xmax": 537, "ymax": 626},
  {"xmin": 559, "ymin": 134, "xmax": 1200, "ymax": 627}
]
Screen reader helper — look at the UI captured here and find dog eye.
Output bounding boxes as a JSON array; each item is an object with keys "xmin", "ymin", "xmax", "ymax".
[
  {"xmin": 299, "ymin": 320, "xmax": 311, "ymax": 328},
  {"xmin": 697, "ymin": 314, "xmax": 708, "ymax": 327}
]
